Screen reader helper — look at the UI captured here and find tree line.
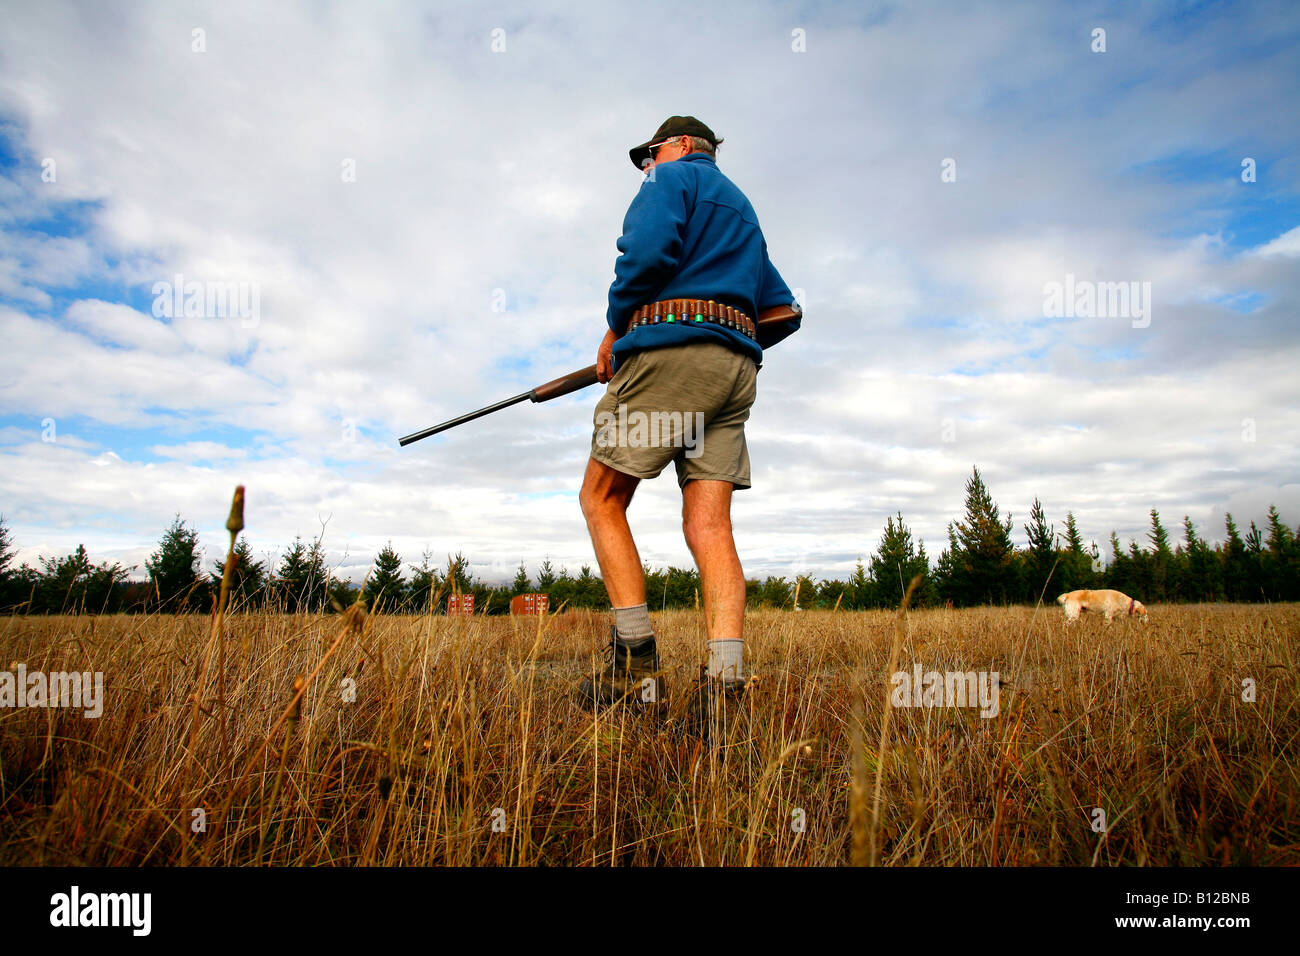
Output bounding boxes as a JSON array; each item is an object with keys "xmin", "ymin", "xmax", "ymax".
[{"xmin": 1, "ymin": 467, "xmax": 1296, "ymax": 614}]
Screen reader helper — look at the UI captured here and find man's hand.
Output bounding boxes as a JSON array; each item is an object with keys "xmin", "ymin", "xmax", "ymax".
[{"xmin": 596, "ymin": 328, "xmax": 618, "ymax": 384}]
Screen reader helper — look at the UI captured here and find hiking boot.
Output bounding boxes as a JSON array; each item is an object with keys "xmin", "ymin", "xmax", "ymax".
[
  {"xmin": 684, "ymin": 666, "xmax": 749, "ymax": 741},
  {"xmin": 577, "ymin": 625, "xmax": 666, "ymax": 711}
]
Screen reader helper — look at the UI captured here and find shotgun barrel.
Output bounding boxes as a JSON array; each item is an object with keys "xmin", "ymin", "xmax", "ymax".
[{"xmin": 396, "ymin": 366, "xmax": 600, "ymax": 447}]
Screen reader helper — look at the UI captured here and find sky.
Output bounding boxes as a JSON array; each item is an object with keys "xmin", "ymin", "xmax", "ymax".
[{"xmin": 1, "ymin": 0, "xmax": 1298, "ymax": 587}]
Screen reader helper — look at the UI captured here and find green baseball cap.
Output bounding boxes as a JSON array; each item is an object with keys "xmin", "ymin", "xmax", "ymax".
[{"xmin": 628, "ymin": 115, "xmax": 722, "ymax": 169}]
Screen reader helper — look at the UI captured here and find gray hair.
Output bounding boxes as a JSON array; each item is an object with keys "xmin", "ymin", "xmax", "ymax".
[{"xmin": 687, "ymin": 135, "xmax": 721, "ymax": 156}]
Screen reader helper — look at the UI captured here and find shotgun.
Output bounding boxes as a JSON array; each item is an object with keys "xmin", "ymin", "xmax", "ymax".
[{"xmin": 398, "ymin": 303, "xmax": 800, "ymax": 447}]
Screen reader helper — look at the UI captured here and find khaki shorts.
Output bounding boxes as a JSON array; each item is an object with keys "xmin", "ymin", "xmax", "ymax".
[{"xmin": 590, "ymin": 342, "xmax": 758, "ymax": 489}]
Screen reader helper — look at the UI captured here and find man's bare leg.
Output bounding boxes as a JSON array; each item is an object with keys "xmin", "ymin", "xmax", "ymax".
[
  {"xmin": 578, "ymin": 457, "xmax": 663, "ymax": 708},
  {"xmin": 681, "ymin": 479, "xmax": 745, "ymax": 642},
  {"xmin": 579, "ymin": 457, "xmax": 645, "ymax": 606}
]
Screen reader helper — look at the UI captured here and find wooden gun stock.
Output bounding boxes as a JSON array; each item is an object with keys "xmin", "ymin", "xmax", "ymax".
[{"xmin": 529, "ymin": 365, "xmax": 600, "ymax": 403}]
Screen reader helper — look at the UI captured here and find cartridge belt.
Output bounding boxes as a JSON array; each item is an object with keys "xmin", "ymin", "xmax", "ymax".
[{"xmin": 627, "ymin": 298, "xmax": 757, "ymax": 341}]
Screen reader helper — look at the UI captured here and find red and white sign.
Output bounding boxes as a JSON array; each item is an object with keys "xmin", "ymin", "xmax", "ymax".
[
  {"xmin": 447, "ymin": 594, "xmax": 475, "ymax": 615},
  {"xmin": 510, "ymin": 593, "xmax": 549, "ymax": 615}
]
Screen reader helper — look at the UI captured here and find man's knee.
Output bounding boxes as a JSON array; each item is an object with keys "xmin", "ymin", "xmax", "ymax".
[
  {"xmin": 581, "ymin": 459, "xmax": 636, "ymax": 523},
  {"xmin": 580, "ymin": 481, "xmax": 614, "ymax": 525},
  {"xmin": 683, "ymin": 506, "xmax": 733, "ymax": 551},
  {"xmin": 579, "ymin": 479, "xmax": 600, "ymax": 521}
]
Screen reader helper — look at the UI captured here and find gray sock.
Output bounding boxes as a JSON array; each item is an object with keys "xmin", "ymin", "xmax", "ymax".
[
  {"xmin": 707, "ymin": 639, "xmax": 744, "ymax": 680},
  {"xmin": 614, "ymin": 603, "xmax": 654, "ymax": 648}
]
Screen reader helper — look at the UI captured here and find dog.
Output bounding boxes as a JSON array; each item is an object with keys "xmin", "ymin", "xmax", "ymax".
[{"xmin": 1056, "ymin": 589, "xmax": 1148, "ymax": 624}]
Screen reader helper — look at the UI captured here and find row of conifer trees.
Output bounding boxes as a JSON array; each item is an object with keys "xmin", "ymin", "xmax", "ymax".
[{"xmin": 2, "ymin": 469, "xmax": 1296, "ymax": 614}]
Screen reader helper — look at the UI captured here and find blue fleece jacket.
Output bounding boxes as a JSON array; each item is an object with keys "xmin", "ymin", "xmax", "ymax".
[{"xmin": 606, "ymin": 152, "xmax": 799, "ymax": 372}]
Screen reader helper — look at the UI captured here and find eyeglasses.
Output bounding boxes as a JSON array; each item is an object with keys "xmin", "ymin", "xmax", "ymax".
[{"xmin": 645, "ymin": 136, "xmax": 686, "ymax": 158}]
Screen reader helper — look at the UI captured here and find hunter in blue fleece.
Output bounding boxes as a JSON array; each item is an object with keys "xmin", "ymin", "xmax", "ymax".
[
  {"xmin": 606, "ymin": 151, "xmax": 800, "ymax": 373},
  {"xmin": 579, "ymin": 117, "xmax": 800, "ymax": 722}
]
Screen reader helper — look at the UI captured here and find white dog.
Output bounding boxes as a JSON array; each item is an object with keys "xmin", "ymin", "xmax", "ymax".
[{"xmin": 1056, "ymin": 589, "xmax": 1148, "ymax": 624}]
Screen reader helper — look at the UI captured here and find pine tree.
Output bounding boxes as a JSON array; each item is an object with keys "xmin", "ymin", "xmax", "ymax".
[
  {"xmin": 1022, "ymin": 498, "xmax": 1057, "ymax": 602},
  {"xmin": 276, "ymin": 537, "xmax": 328, "ymax": 612},
  {"xmin": 536, "ymin": 557, "xmax": 557, "ymax": 592},
  {"xmin": 952, "ymin": 467, "xmax": 1015, "ymax": 605},
  {"xmin": 0, "ymin": 515, "xmax": 14, "ymax": 579},
  {"xmin": 1246, "ymin": 521, "xmax": 1263, "ymax": 552},
  {"xmin": 1146, "ymin": 509, "xmax": 1172, "ymax": 601},
  {"xmin": 329, "ymin": 577, "xmax": 360, "ymax": 611},
  {"xmin": 1062, "ymin": 512, "xmax": 1085, "ymax": 554},
  {"xmin": 1127, "ymin": 537, "xmax": 1154, "ymax": 601},
  {"xmin": 552, "ymin": 566, "xmax": 585, "ymax": 611},
  {"xmin": 793, "ymin": 574, "xmax": 818, "ymax": 610},
  {"xmin": 1222, "ymin": 513, "xmax": 1248, "ymax": 601},
  {"xmin": 914, "ymin": 540, "xmax": 936, "ymax": 606},
  {"xmin": 1171, "ymin": 520, "xmax": 1189, "ymax": 600},
  {"xmin": 480, "ymin": 584, "xmax": 513, "ymax": 616},
  {"xmin": 759, "ymin": 575, "xmax": 792, "ymax": 608},
  {"xmin": 1147, "ymin": 509, "xmax": 1172, "ymax": 555},
  {"xmin": 663, "ymin": 566, "xmax": 700, "ymax": 608},
  {"xmin": 7, "ymin": 562, "xmax": 37, "ymax": 612},
  {"xmin": 512, "ymin": 562, "xmax": 532, "ymax": 596},
  {"xmin": 35, "ymin": 545, "xmax": 129, "ymax": 614},
  {"xmin": 405, "ymin": 549, "xmax": 441, "ymax": 613},
  {"xmin": 305, "ymin": 537, "xmax": 330, "ymax": 611},
  {"xmin": 1263, "ymin": 505, "xmax": 1297, "ymax": 600},
  {"xmin": 0, "ymin": 515, "xmax": 15, "ymax": 609},
  {"xmin": 1058, "ymin": 511, "xmax": 1093, "ymax": 592},
  {"xmin": 848, "ymin": 559, "xmax": 870, "ymax": 610},
  {"xmin": 40, "ymin": 546, "xmax": 91, "ymax": 612},
  {"xmin": 275, "ymin": 538, "xmax": 307, "ymax": 611},
  {"xmin": 642, "ymin": 563, "xmax": 668, "ymax": 611},
  {"xmin": 147, "ymin": 515, "xmax": 207, "ymax": 612},
  {"xmin": 446, "ymin": 553, "xmax": 470, "ymax": 592},
  {"xmin": 85, "ymin": 556, "xmax": 131, "ymax": 613},
  {"xmin": 1106, "ymin": 531, "xmax": 1132, "ymax": 595},
  {"xmin": 869, "ymin": 513, "xmax": 930, "ymax": 608},
  {"xmin": 933, "ymin": 523, "xmax": 959, "ymax": 605},
  {"xmin": 364, "ymin": 541, "xmax": 406, "ymax": 612},
  {"xmin": 211, "ymin": 537, "xmax": 267, "ymax": 609},
  {"xmin": 816, "ymin": 576, "xmax": 851, "ymax": 610},
  {"xmin": 1180, "ymin": 515, "xmax": 1220, "ymax": 602},
  {"xmin": 574, "ymin": 564, "xmax": 607, "ymax": 607},
  {"xmin": 1245, "ymin": 521, "xmax": 1266, "ymax": 599},
  {"xmin": 1264, "ymin": 505, "xmax": 1291, "ymax": 556}
]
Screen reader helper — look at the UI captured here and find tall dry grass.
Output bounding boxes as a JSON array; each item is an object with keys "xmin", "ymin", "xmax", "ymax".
[{"xmin": 1, "ymin": 600, "xmax": 1296, "ymax": 865}]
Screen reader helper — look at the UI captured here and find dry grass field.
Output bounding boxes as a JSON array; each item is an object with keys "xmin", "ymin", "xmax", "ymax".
[{"xmin": 1, "ymin": 601, "xmax": 1296, "ymax": 866}]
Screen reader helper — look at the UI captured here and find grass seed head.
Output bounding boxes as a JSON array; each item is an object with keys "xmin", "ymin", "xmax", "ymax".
[{"xmin": 225, "ymin": 485, "xmax": 245, "ymax": 536}]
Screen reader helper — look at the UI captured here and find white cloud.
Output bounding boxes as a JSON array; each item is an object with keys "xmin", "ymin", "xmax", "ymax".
[
  {"xmin": 1251, "ymin": 225, "xmax": 1300, "ymax": 258},
  {"xmin": 66, "ymin": 299, "xmax": 181, "ymax": 353},
  {"xmin": 149, "ymin": 441, "xmax": 249, "ymax": 462}
]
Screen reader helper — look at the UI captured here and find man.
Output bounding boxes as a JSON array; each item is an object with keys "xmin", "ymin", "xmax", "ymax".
[{"xmin": 576, "ymin": 116, "xmax": 800, "ymax": 734}]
